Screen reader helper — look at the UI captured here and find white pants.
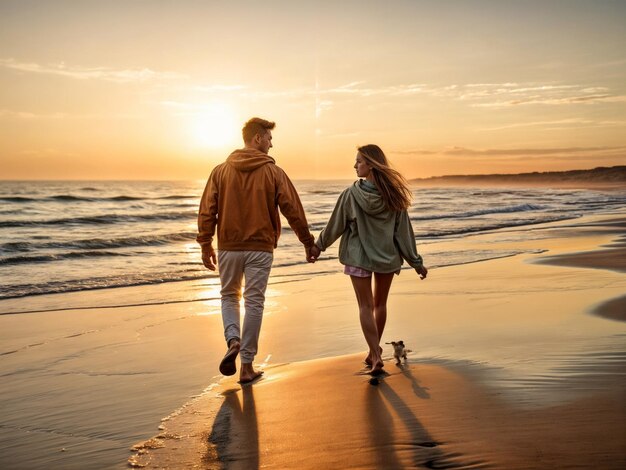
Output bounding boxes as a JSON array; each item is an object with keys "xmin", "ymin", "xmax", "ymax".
[{"xmin": 218, "ymin": 250, "xmax": 273, "ymax": 364}]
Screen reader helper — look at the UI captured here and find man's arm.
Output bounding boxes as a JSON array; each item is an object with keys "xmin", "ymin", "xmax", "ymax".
[
  {"xmin": 275, "ymin": 169, "xmax": 315, "ymax": 249},
  {"xmin": 197, "ymin": 169, "xmax": 219, "ymax": 271}
]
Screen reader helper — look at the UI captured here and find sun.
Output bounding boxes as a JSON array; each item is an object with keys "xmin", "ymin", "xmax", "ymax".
[{"xmin": 190, "ymin": 103, "xmax": 239, "ymax": 149}]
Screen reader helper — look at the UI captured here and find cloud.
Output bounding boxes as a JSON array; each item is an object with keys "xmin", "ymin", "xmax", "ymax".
[
  {"xmin": 458, "ymin": 84, "xmax": 580, "ymax": 100},
  {"xmin": 205, "ymin": 81, "xmax": 430, "ymax": 101},
  {"xmin": 0, "ymin": 58, "xmax": 185, "ymax": 83},
  {"xmin": 452, "ymin": 82, "xmax": 625, "ymax": 107},
  {"xmin": 159, "ymin": 100, "xmax": 228, "ymax": 116},
  {"xmin": 157, "ymin": 80, "xmax": 626, "ymax": 119},
  {"xmin": 194, "ymin": 84, "xmax": 247, "ymax": 92},
  {"xmin": 0, "ymin": 108, "xmax": 143, "ymax": 120},
  {"xmin": 481, "ymin": 118, "xmax": 626, "ymax": 131},
  {"xmin": 320, "ymin": 82, "xmax": 428, "ymax": 97},
  {"xmin": 315, "ymin": 99, "xmax": 334, "ymax": 117},
  {"xmin": 0, "ymin": 109, "xmax": 67, "ymax": 119},
  {"xmin": 248, "ymin": 81, "xmax": 624, "ymax": 109},
  {"xmin": 475, "ymin": 94, "xmax": 626, "ymax": 107},
  {"xmin": 395, "ymin": 146, "xmax": 626, "ymax": 157},
  {"xmin": 393, "ymin": 149, "xmax": 439, "ymax": 155},
  {"xmin": 160, "ymin": 100, "xmax": 205, "ymax": 110}
]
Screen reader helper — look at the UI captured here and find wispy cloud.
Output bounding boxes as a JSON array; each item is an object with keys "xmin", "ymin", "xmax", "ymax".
[
  {"xmin": 447, "ymin": 82, "xmax": 626, "ymax": 107},
  {"xmin": 159, "ymin": 100, "xmax": 222, "ymax": 116},
  {"xmin": 310, "ymin": 81, "xmax": 626, "ymax": 108},
  {"xmin": 475, "ymin": 94, "xmax": 626, "ymax": 107},
  {"xmin": 269, "ymin": 81, "xmax": 624, "ymax": 109},
  {"xmin": 158, "ymin": 80, "xmax": 626, "ymax": 119},
  {"xmin": 481, "ymin": 118, "xmax": 626, "ymax": 131},
  {"xmin": 315, "ymin": 99, "xmax": 334, "ymax": 117},
  {"xmin": 0, "ymin": 108, "xmax": 143, "ymax": 120},
  {"xmin": 319, "ymin": 82, "xmax": 428, "ymax": 97},
  {"xmin": 194, "ymin": 84, "xmax": 247, "ymax": 92},
  {"xmin": 0, "ymin": 58, "xmax": 185, "ymax": 83},
  {"xmin": 0, "ymin": 109, "xmax": 67, "ymax": 120},
  {"xmin": 160, "ymin": 100, "xmax": 206, "ymax": 110},
  {"xmin": 395, "ymin": 146, "xmax": 626, "ymax": 157}
]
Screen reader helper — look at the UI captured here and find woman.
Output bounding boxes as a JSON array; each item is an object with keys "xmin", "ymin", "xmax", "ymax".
[{"xmin": 314, "ymin": 144, "xmax": 427, "ymax": 375}]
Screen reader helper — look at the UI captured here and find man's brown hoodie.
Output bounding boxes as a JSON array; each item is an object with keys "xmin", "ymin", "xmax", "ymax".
[{"xmin": 197, "ymin": 148, "xmax": 315, "ymax": 253}]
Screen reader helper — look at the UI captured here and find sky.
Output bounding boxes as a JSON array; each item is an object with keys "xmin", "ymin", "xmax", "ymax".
[{"xmin": 1, "ymin": 0, "xmax": 625, "ymax": 180}]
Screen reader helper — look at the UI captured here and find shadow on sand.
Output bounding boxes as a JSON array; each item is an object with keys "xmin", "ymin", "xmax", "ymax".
[
  {"xmin": 365, "ymin": 364, "xmax": 489, "ymax": 469},
  {"xmin": 207, "ymin": 385, "xmax": 259, "ymax": 469}
]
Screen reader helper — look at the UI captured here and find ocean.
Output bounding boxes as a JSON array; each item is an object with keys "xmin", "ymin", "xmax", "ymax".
[{"xmin": 1, "ymin": 179, "xmax": 625, "ymax": 314}]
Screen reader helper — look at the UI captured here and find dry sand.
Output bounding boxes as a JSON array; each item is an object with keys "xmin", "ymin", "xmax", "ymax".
[{"xmin": 128, "ymin": 217, "xmax": 626, "ymax": 469}]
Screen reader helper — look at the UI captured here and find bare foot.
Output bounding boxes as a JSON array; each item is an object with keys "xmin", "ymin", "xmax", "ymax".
[
  {"xmin": 219, "ymin": 340, "xmax": 240, "ymax": 376},
  {"xmin": 364, "ymin": 346, "xmax": 383, "ymax": 366},
  {"xmin": 239, "ymin": 363, "xmax": 264, "ymax": 384},
  {"xmin": 370, "ymin": 361, "xmax": 385, "ymax": 376}
]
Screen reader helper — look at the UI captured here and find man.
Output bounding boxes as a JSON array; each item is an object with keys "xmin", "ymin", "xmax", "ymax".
[{"xmin": 197, "ymin": 117, "xmax": 317, "ymax": 383}]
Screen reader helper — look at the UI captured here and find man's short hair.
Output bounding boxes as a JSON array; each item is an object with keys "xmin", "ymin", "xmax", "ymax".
[{"xmin": 242, "ymin": 117, "xmax": 275, "ymax": 143}]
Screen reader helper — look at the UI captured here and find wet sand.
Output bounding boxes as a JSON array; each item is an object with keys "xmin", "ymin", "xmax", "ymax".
[
  {"xmin": 593, "ymin": 294, "xmax": 626, "ymax": 322},
  {"xmin": 533, "ymin": 218, "xmax": 626, "ymax": 274},
  {"xmin": 129, "ymin": 355, "xmax": 625, "ymax": 469},
  {"xmin": 128, "ymin": 216, "xmax": 626, "ymax": 469}
]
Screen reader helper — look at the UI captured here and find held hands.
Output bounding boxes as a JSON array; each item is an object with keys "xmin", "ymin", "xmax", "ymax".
[
  {"xmin": 306, "ymin": 244, "xmax": 321, "ymax": 263},
  {"xmin": 416, "ymin": 265, "xmax": 428, "ymax": 280},
  {"xmin": 202, "ymin": 246, "xmax": 217, "ymax": 271}
]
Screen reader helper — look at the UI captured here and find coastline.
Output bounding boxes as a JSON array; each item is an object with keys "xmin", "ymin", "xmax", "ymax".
[
  {"xmin": 1, "ymin": 213, "xmax": 624, "ymax": 469},
  {"xmin": 127, "ymin": 216, "xmax": 626, "ymax": 469}
]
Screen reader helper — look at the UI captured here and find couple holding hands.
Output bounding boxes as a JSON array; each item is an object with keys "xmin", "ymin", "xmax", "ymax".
[{"xmin": 197, "ymin": 117, "xmax": 427, "ymax": 383}]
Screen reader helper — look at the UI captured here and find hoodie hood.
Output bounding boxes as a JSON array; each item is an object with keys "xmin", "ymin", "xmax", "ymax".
[
  {"xmin": 226, "ymin": 148, "xmax": 276, "ymax": 172},
  {"xmin": 349, "ymin": 180, "xmax": 387, "ymax": 216}
]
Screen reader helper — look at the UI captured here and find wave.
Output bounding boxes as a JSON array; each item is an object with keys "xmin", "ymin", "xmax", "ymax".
[
  {"xmin": 292, "ymin": 205, "xmax": 549, "ymax": 231},
  {"xmin": 49, "ymin": 195, "xmax": 146, "ymax": 202},
  {"xmin": 410, "ymin": 204, "xmax": 545, "ymax": 222},
  {"xmin": 0, "ymin": 211, "xmax": 195, "ymax": 228},
  {"xmin": 0, "ymin": 232, "xmax": 197, "ymax": 253},
  {"xmin": 0, "ymin": 196, "xmax": 35, "ymax": 202},
  {"xmin": 415, "ymin": 215, "xmax": 579, "ymax": 238},
  {"xmin": 0, "ymin": 246, "xmax": 551, "ymax": 304},
  {"xmin": 0, "ymin": 194, "xmax": 198, "ymax": 203},
  {"xmin": 0, "ymin": 250, "xmax": 134, "ymax": 266},
  {"xmin": 50, "ymin": 195, "xmax": 94, "ymax": 201},
  {"xmin": 0, "ymin": 271, "xmax": 215, "ymax": 301}
]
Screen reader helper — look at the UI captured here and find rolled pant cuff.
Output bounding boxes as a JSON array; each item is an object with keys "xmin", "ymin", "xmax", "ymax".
[{"xmin": 226, "ymin": 336, "xmax": 240, "ymax": 346}]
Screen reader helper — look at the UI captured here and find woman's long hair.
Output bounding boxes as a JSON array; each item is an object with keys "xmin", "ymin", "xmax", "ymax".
[{"xmin": 358, "ymin": 144, "xmax": 412, "ymax": 212}]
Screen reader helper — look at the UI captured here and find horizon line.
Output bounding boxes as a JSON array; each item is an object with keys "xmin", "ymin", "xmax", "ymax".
[{"xmin": 0, "ymin": 165, "xmax": 624, "ymax": 183}]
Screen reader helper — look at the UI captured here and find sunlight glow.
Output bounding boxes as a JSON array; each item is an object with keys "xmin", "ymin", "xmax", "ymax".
[{"xmin": 189, "ymin": 103, "xmax": 239, "ymax": 149}]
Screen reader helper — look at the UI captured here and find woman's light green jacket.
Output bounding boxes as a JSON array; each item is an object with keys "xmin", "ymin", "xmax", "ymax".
[{"xmin": 315, "ymin": 180, "xmax": 423, "ymax": 274}]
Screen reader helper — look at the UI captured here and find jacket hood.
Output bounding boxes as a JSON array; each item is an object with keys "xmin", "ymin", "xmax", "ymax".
[
  {"xmin": 349, "ymin": 180, "xmax": 387, "ymax": 216},
  {"xmin": 226, "ymin": 148, "xmax": 275, "ymax": 172}
]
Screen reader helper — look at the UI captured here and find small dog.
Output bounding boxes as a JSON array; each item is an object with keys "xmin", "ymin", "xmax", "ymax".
[{"xmin": 386, "ymin": 340, "xmax": 411, "ymax": 365}]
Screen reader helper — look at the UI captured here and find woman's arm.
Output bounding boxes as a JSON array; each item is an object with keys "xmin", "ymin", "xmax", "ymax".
[
  {"xmin": 316, "ymin": 189, "xmax": 350, "ymax": 251},
  {"xmin": 394, "ymin": 210, "xmax": 425, "ymax": 273}
]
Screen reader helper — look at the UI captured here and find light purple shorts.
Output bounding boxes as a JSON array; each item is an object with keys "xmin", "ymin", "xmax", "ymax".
[{"xmin": 343, "ymin": 265, "xmax": 372, "ymax": 278}]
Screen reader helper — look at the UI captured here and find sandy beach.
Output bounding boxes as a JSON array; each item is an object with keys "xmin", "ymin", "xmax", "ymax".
[
  {"xmin": 1, "ymin": 213, "xmax": 625, "ymax": 469},
  {"xmin": 123, "ymin": 215, "xmax": 626, "ymax": 470}
]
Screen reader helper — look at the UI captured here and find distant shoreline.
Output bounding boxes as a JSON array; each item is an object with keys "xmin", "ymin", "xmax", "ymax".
[
  {"xmin": 410, "ymin": 165, "xmax": 626, "ymax": 188},
  {"xmin": 2, "ymin": 166, "xmax": 626, "ymax": 186}
]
